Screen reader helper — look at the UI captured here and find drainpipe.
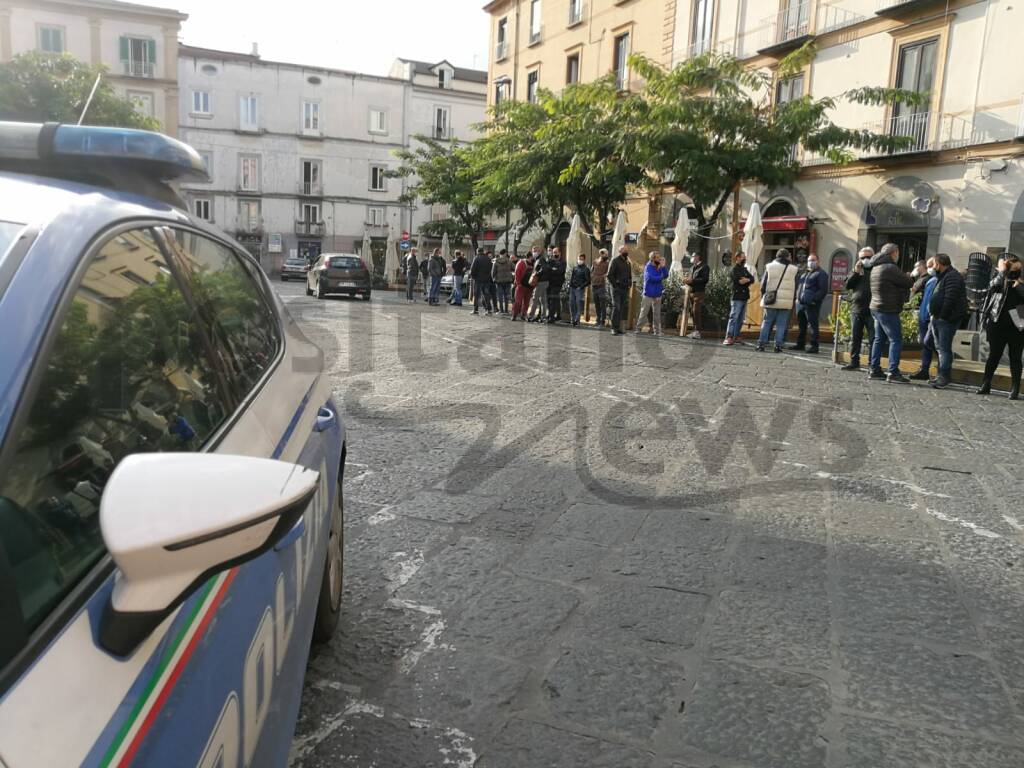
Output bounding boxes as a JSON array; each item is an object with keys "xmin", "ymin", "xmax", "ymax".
[{"xmin": 512, "ymin": 0, "xmax": 521, "ymax": 99}]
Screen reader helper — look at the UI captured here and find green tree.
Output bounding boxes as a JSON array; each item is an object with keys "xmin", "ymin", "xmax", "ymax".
[
  {"xmin": 627, "ymin": 45, "xmax": 926, "ymax": 252},
  {"xmin": 390, "ymin": 138, "xmax": 491, "ymax": 253},
  {"xmin": 0, "ymin": 51, "xmax": 160, "ymax": 130}
]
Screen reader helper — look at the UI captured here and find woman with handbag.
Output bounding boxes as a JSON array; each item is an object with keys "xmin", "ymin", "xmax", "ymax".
[
  {"xmin": 979, "ymin": 254, "xmax": 1024, "ymax": 400},
  {"xmin": 756, "ymin": 249, "xmax": 798, "ymax": 352}
]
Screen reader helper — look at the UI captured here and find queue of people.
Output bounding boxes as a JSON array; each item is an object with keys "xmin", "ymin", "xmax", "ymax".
[{"xmin": 400, "ymin": 241, "xmax": 1023, "ymax": 399}]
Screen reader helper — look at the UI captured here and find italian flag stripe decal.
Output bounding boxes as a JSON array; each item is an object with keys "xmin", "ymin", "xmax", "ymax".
[{"xmin": 98, "ymin": 569, "xmax": 237, "ymax": 768}]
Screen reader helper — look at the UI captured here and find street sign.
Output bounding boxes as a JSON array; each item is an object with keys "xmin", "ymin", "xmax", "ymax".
[
  {"xmin": 401, "ymin": 231, "xmax": 410, "ymax": 241},
  {"xmin": 268, "ymin": 233, "xmax": 282, "ymax": 253},
  {"xmin": 400, "ymin": 239, "xmax": 412, "ymax": 251}
]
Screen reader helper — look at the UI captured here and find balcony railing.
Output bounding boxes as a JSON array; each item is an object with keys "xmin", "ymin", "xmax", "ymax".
[
  {"xmin": 875, "ymin": 0, "xmax": 944, "ymax": 17},
  {"xmin": 122, "ymin": 59, "xmax": 155, "ymax": 78},
  {"xmin": 567, "ymin": 2, "xmax": 586, "ymax": 26},
  {"xmin": 495, "ymin": 41, "xmax": 508, "ymax": 61},
  {"xmin": 861, "ymin": 112, "xmax": 992, "ymax": 158},
  {"xmin": 296, "ymin": 220, "xmax": 325, "ymax": 236},
  {"xmin": 431, "ymin": 125, "xmax": 452, "ymax": 141},
  {"xmin": 816, "ymin": 3, "xmax": 866, "ymax": 33},
  {"xmin": 758, "ymin": 1, "xmax": 813, "ymax": 55},
  {"xmin": 299, "ymin": 181, "xmax": 323, "ymax": 196},
  {"xmin": 235, "ymin": 219, "xmax": 264, "ymax": 236}
]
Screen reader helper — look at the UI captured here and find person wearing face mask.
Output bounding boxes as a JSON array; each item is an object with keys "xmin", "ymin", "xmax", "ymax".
[
  {"xmin": 909, "ymin": 258, "xmax": 939, "ymax": 381},
  {"xmin": 724, "ymin": 251, "xmax": 754, "ymax": 346},
  {"xmin": 979, "ymin": 254, "xmax": 1024, "ymax": 399},
  {"xmin": 868, "ymin": 242, "xmax": 915, "ymax": 383},
  {"xmin": 925, "ymin": 253, "xmax": 968, "ymax": 389},
  {"xmin": 526, "ymin": 247, "xmax": 549, "ymax": 322},
  {"xmin": 591, "ymin": 249, "xmax": 610, "ymax": 328},
  {"xmin": 568, "ymin": 254, "xmax": 592, "ymax": 326},
  {"xmin": 789, "ymin": 253, "xmax": 830, "ymax": 354},
  {"xmin": 635, "ymin": 251, "xmax": 669, "ymax": 335},
  {"xmin": 842, "ymin": 247, "xmax": 875, "ymax": 370}
]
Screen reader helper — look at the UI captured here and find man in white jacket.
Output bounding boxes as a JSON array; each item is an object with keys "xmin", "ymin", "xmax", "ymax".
[{"xmin": 756, "ymin": 249, "xmax": 799, "ymax": 352}]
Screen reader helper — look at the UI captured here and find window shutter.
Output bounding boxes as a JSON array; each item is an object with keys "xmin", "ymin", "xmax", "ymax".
[
  {"xmin": 146, "ymin": 39, "xmax": 156, "ymax": 63},
  {"xmin": 119, "ymin": 36, "xmax": 129, "ymax": 61}
]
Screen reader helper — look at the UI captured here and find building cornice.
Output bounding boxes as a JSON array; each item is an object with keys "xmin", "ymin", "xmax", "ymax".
[{"xmin": 2, "ymin": 0, "xmax": 186, "ymax": 23}]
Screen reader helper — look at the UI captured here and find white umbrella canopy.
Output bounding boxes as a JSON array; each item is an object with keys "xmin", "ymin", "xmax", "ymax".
[
  {"xmin": 566, "ymin": 214, "xmax": 584, "ymax": 265},
  {"xmin": 742, "ymin": 202, "xmax": 765, "ymax": 273},
  {"xmin": 610, "ymin": 211, "xmax": 627, "ymax": 258},
  {"xmin": 360, "ymin": 228, "xmax": 374, "ymax": 276},
  {"xmin": 669, "ymin": 208, "xmax": 690, "ymax": 275},
  {"xmin": 384, "ymin": 230, "xmax": 400, "ymax": 283},
  {"xmin": 441, "ymin": 232, "xmax": 451, "ymax": 264}
]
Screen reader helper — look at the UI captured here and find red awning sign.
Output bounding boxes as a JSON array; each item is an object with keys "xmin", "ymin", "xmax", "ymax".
[{"xmin": 740, "ymin": 216, "xmax": 811, "ymax": 232}]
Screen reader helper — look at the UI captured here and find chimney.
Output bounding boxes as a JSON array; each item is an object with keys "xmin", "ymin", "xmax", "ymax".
[{"xmin": 250, "ymin": 42, "xmax": 259, "ymax": 57}]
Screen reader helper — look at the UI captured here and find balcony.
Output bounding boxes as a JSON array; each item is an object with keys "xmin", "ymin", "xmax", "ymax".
[
  {"xmin": 860, "ymin": 112, "xmax": 990, "ymax": 160},
  {"xmin": 875, "ymin": 0, "xmax": 946, "ymax": 19},
  {"xmin": 296, "ymin": 220, "xmax": 325, "ymax": 236},
  {"xmin": 298, "ymin": 181, "xmax": 323, "ymax": 196},
  {"xmin": 431, "ymin": 125, "xmax": 453, "ymax": 141},
  {"xmin": 816, "ymin": 3, "xmax": 866, "ymax": 33},
  {"xmin": 235, "ymin": 219, "xmax": 264, "ymax": 238},
  {"xmin": 757, "ymin": 2, "xmax": 814, "ymax": 57},
  {"xmin": 237, "ymin": 185, "xmax": 261, "ymax": 196},
  {"xmin": 122, "ymin": 59, "xmax": 155, "ymax": 78},
  {"xmin": 567, "ymin": 2, "xmax": 586, "ymax": 27},
  {"xmin": 495, "ymin": 41, "xmax": 509, "ymax": 62},
  {"xmin": 528, "ymin": 27, "xmax": 543, "ymax": 47}
]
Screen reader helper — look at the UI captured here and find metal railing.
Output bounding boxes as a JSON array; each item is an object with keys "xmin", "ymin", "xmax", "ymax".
[
  {"xmin": 431, "ymin": 125, "xmax": 452, "ymax": 140},
  {"xmin": 122, "ymin": 59, "xmax": 155, "ymax": 78},
  {"xmin": 568, "ymin": 1, "xmax": 586, "ymax": 26},
  {"xmin": 760, "ymin": 1, "xmax": 813, "ymax": 49},
  {"xmin": 495, "ymin": 41, "xmax": 508, "ymax": 61},
  {"xmin": 295, "ymin": 220, "xmax": 325, "ymax": 236},
  {"xmin": 299, "ymin": 181, "xmax": 323, "ymax": 196},
  {"xmin": 876, "ymin": 0, "xmax": 919, "ymax": 12},
  {"xmin": 236, "ymin": 218, "xmax": 264, "ymax": 235},
  {"xmin": 816, "ymin": 3, "xmax": 866, "ymax": 33},
  {"xmin": 861, "ymin": 111, "xmax": 993, "ymax": 157}
]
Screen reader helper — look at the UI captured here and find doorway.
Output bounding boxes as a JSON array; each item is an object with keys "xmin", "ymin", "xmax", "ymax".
[
  {"xmin": 299, "ymin": 241, "xmax": 321, "ymax": 263},
  {"xmin": 872, "ymin": 231, "xmax": 926, "ymax": 272}
]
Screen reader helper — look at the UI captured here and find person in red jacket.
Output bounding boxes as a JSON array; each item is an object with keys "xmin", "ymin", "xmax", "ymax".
[{"xmin": 511, "ymin": 253, "xmax": 535, "ymax": 320}]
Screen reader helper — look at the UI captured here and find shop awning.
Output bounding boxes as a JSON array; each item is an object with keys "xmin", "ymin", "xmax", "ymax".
[{"xmin": 740, "ymin": 216, "xmax": 811, "ymax": 232}]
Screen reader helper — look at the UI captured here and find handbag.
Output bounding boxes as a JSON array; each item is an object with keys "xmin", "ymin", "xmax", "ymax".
[{"xmin": 763, "ymin": 264, "xmax": 790, "ymax": 306}]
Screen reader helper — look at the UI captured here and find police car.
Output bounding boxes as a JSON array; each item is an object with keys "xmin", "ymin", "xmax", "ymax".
[{"xmin": 0, "ymin": 122, "xmax": 345, "ymax": 767}]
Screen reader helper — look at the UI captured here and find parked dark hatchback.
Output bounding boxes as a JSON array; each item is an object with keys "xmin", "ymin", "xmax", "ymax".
[
  {"xmin": 306, "ymin": 254, "xmax": 372, "ymax": 301},
  {"xmin": 280, "ymin": 257, "xmax": 310, "ymax": 281}
]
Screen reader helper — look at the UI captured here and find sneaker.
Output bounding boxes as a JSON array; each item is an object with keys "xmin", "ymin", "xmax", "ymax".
[
  {"xmin": 471, "ymin": 310, "xmax": 479, "ymax": 315},
  {"xmin": 484, "ymin": 311, "xmax": 493, "ymax": 316},
  {"xmin": 773, "ymin": 345, "xmax": 783, "ymax": 353},
  {"xmin": 612, "ymin": 330, "xmax": 624, "ymax": 336},
  {"xmin": 908, "ymin": 370, "xmax": 930, "ymax": 381},
  {"xmin": 806, "ymin": 345, "xmax": 819, "ymax": 354},
  {"xmin": 654, "ymin": 331, "xmax": 664, "ymax": 336},
  {"xmin": 887, "ymin": 372, "xmax": 911, "ymax": 384},
  {"xmin": 756, "ymin": 345, "xmax": 766, "ymax": 352},
  {"xmin": 687, "ymin": 331, "xmax": 702, "ymax": 340},
  {"xmin": 930, "ymin": 376, "xmax": 951, "ymax": 389},
  {"xmin": 788, "ymin": 344, "xmax": 806, "ymax": 351},
  {"xmin": 723, "ymin": 337, "xmax": 734, "ymax": 346},
  {"xmin": 868, "ymin": 370, "xmax": 886, "ymax": 380},
  {"xmin": 841, "ymin": 362, "xmax": 860, "ymax": 371}
]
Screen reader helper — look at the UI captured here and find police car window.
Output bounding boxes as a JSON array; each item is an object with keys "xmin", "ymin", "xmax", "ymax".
[
  {"xmin": 0, "ymin": 228, "xmax": 234, "ymax": 667},
  {"xmin": 163, "ymin": 230, "xmax": 281, "ymax": 401}
]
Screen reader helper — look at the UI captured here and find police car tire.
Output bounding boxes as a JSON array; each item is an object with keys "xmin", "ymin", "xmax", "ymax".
[{"xmin": 312, "ymin": 483, "xmax": 344, "ymax": 643}]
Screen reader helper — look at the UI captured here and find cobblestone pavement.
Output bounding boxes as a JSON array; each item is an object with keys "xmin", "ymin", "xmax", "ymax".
[{"xmin": 280, "ymin": 283, "xmax": 1024, "ymax": 768}]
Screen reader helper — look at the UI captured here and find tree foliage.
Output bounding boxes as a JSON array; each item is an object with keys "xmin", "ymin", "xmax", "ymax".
[{"xmin": 0, "ymin": 52, "xmax": 161, "ymax": 130}]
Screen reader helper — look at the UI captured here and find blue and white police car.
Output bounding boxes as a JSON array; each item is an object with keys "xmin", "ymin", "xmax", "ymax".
[{"xmin": 0, "ymin": 122, "xmax": 345, "ymax": 767}]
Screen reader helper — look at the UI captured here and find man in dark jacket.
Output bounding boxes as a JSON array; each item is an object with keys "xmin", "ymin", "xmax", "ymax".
[
  {"xmin": 789, "ymin": 253, "xmax": 830, "ymax": 353},
  {"xmin": 404, "ymin": 247, "xmax": 419, "ymax": 302},
  {"xmin": 568, "ymin": 254, "xmax": 592, "ymax": 326},
  {"xmin": 449, "ymin": 250, "xmax": 468, "ymax": 306},
  {"xmin": 927, "ymin": 253, "xmax": 968, "ymax": 388},
  {"xmin": 418, "ymin": 252, "xmax": 431, "ymax": 301},
  {"xmin": 469, "ymin": 249, "xmax": 494, "ymax": 315},
  {"xmin": 608, "ymin": 246, "xmax": 633, "ymax": 335},
  {"xmin": 842, "ymin": 247, "xmax": 875, "ymax": 370},
  {"xmin": 547, "ymin": 247, "xmax": 567, "ymax": 323},
  {"xmin": 868, "ymin": 242, "xmax": 915, "ymax": 382},
  {"xmin": 683, "ymin": 252, "xmax": 710, "ymax": 339}
]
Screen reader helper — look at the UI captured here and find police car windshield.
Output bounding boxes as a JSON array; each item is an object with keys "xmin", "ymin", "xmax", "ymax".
[{"xmin": 0, "ymin": 220, "xmax": 25, "ymax": 259}]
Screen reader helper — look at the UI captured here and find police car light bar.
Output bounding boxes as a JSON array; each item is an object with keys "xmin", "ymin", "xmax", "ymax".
[{"xmin": 0, "ymin": 121, "xmax": 209, "ymax": 183}]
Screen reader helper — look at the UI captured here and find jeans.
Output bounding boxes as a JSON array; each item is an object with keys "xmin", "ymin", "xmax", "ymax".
[
  {"xmin": 405, "ymin": 274, "xmax": 416, "ymax": 300},
  {"xmin": 726, "ymin": 299, "xmax": 747, "ymax": 339},
  {"xmin": 528, "ymin": 281, "xmax": 548, "ymax": 319},
  {"xmin": 932, "ymin": 317, "xmax": 956, "ymax": 379},
  {"xmin": 758, "ymin": 307, "xmax": 791, "ymax": 348},
  {"xmin": 473, "ymin": 280, "xmax": 493, "ymax": 312},
  {"xmin": 569, "ymin": 286, "xmax": 586, "ymax": 324},
  {"xmin": 451, "ymin": 275, "xmax": 464, "ymax": 304},
  {"xmin": 611, "ymin": 286, "xmax": 630, "ymax": 332},
  {"xmin": 512, "ymin": 285, "xmax": 532, "ymax": 318},
  {"xmin": 918, "ymin": 318, "xmax": 935, "ymax": 373},
  {"xmin": 849, "ymin": 308, "xmax": 874, "ymax": 363},
  {"xmin": 429, "ymin": 274, "xmax": 442, "ymax": 303},
  {"xmin": 795, "ymin": 302, "xmax": 822, "ymax": 347},
  {"xmin": 870, "ymin": 310, "xmax": 904, "ymax": 375},
  {"xmin": 593, "ymin": 284, "xmax": 608, "ymax": 326},
  {"xmin": 635, "ymin": 296, "xmax": 662, "ymax": 333},
  {"xmin": 496, "ymin": 282, "xmax": 512, "ymax": 313}
]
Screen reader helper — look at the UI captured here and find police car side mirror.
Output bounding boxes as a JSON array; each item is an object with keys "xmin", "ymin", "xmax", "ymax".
[{"xmin": 97, "ymin": 453, "xmax": 319, "ymax": 657}]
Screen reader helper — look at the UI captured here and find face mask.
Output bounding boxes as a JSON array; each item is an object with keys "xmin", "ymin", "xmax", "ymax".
[
  {"xmin": 808, "ymin": 262, "xmax": 818, "ymax": 271},
  {"xmin": 927, "ymin": 267, "xmax": 937, "ymax": 277}
]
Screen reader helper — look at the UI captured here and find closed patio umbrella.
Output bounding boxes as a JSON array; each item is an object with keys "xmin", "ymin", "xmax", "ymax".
[
  {"xmin": 610, "ymin": 211, "xmax": 627, "ymax": 258},
  {"xmin": 742, "ymin": 202, "xmax": 764, "ymax": 273},
  {"xmin": 384, "ymin": 229, "xmax": 400, "ymax": 284},
  {"xmin": 566, "ymin": 214, "xmax": 584, "ymax": 265},
  {"xmin": 360, "ymin": 228, "xmax": 374, "ymax": 277},
  {"xmin": 670, "ymin": 208, "xmax": 690, "ymax": 275}
]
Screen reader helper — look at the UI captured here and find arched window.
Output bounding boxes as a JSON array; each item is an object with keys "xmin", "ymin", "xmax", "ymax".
[{"xmin": 763, "ymin": 199, "xmax": 797, "ymax": 218}]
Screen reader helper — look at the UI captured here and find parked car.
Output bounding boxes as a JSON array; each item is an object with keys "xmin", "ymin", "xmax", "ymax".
[
  {"xmin": 306, "ymin": 253, "xmax": 372, "ymax": 301},
  {"xmin": 0, "ymin": 122, "xmax": 346, "ymax": 768},
  {"xmin": 280, "ymin": 256, "xmax": 310, "ymax": 281}
]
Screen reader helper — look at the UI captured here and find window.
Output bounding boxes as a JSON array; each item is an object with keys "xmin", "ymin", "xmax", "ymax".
[
  {"xmin": 613, "ymin": 32, "xmax": 630, "ymax": 90},
  {"xmin": 302, "ymin": 100, "xmax": 321, "ymax": 134},
  {"xmin": 438, "ymin": 69, "xmax": 452, "ymax": 89},
  {"xmin": 526, "ymin": 70, "xmax": 539, "ymax": 103},
  {"xmin": 38, "ymin": 25, "xmax": 64, "ymax": 54},
  {"xmin": 301, "ymin": 159, "xmax": 322, "ymax": 195},
  {"xmin": 370, "ymin": 165, "xmax": 387, "ymax": 192},
  {"xmin": 568, "ymin": 0, "xmax": 584, "ymax": 26},
  {"xmin": 692, "ymin": 0, "xmax": 714, "ymax": 55},
  {"xmin": 0, "ymin": 228, "xmax": 235, "ymax": 667},
  {"xmin": 163, "ymin": 229, "xmax": 281, "ymax": 401},
  {"xmin": 892, "ymin": 38, "xmax": 938, "ymax": 149},
  {"xmin": 238, "ymin": 200, "xmax": 261, "ymax": 231},
  {"xmin": 301, "ymin": 203, "xmax": 321, "ymax": 223},
  {"xmin": 120, "ymin": 36, "xmax": 156, "ymax": 77},
  {"xmin": 192, "ymin": 90, "xmax": 211, "ymax": 115},
  {"xmin": 495, "ymin": 79, "xmax": 510, "ymax": 104},
  {"xmin": 434, "ymin": 106, "xmax": 451, "ymax": 139},
  {"xmin": 198, "ymin": 150, "xmax": 212, "ymax": 178},
  {"xmin": 530, "ymin": 0, "xmax": 542, "ymax": 43},
  {"xmin": 368, "ymin": 206, "xmax": 386, "ymax": 227},
  {"xmin": 239, "ymin": 94, "xmax": 259, "ymax": 131},
  {"xmin": 127, "ymin": 91, "xmax": 154, "ymax": 118},
  {"xmin": 369, "ymin": 108, "xmax": 388, "ymax": 135},
  {"xmin": 496, "ymin": 17, "xmax": 509, "ymax": 59},
  {"xmin": 566, "ymin": 53, "xmax": 580, "ymax": 85},
  {"xmin": 239, "ymin": 155, "xmax": 260, "ymax": 192},
  {"xmin": 775, "ymin": 73, "xmax": 804, "ymax": 105},
  {"xmin": 193, "ymin": 198, "xmax": 211, "ymax": 221}
]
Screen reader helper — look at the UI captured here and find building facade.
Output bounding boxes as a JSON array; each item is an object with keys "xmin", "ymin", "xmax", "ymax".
[
  {"xmin": 0, "ymin": 0, "xmax": 187, "ymax": 136},
  {"xmin": 178, "ymin": 46, "xmax": 487, "ymax": 273},
  {"xmin": 484, "ymin": 0, "xmax": 1024, "ymax": 271}
]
